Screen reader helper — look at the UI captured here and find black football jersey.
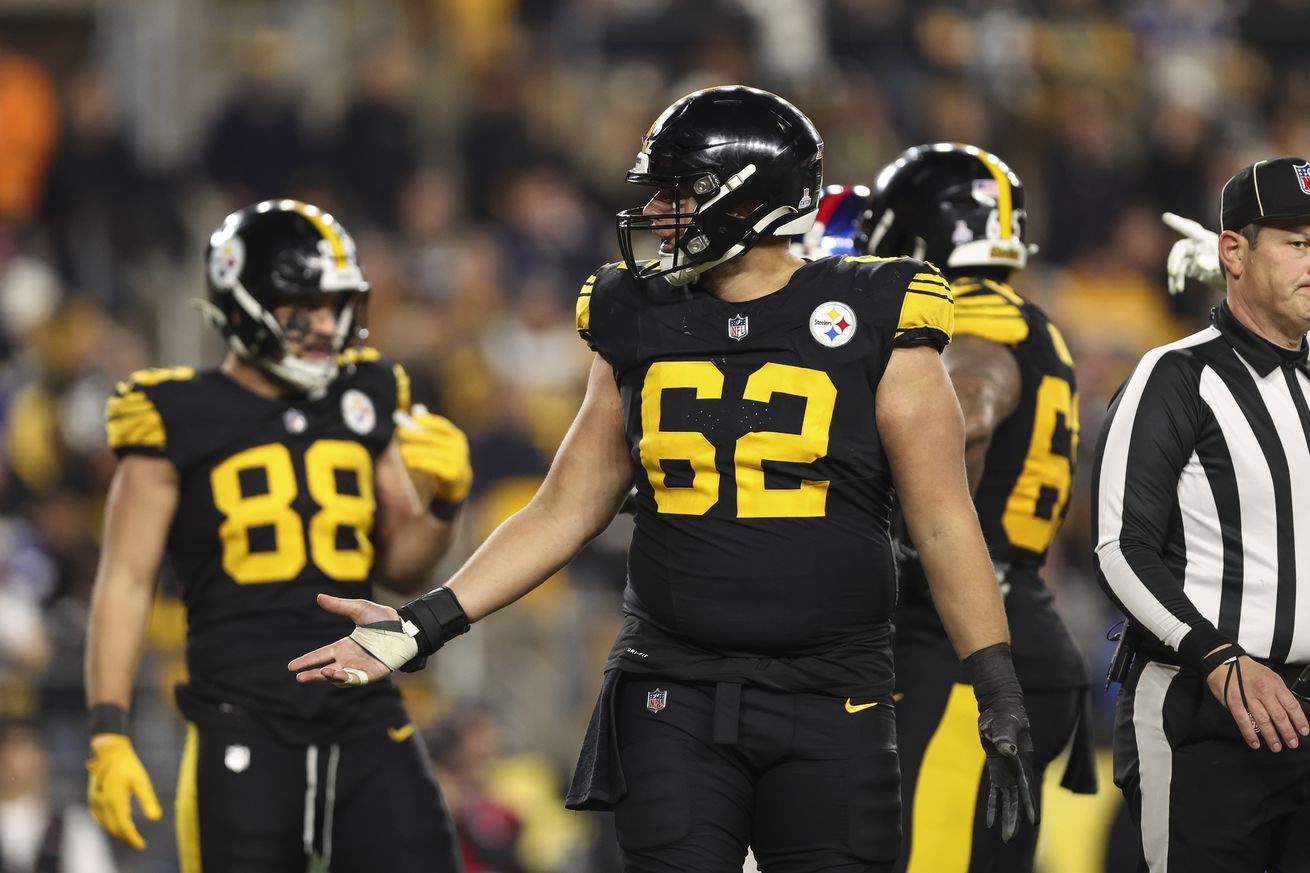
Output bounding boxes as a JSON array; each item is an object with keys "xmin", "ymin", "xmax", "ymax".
[
  {"xmin": 576, "ymin": 255, "xmax": 954, "ymax": 696},
  {"xmin": 104, "ymin": 348, "xmax": 411, "ymax": 741},
  {"xmin": 953, "ymin": 277, "xmax": 1078, "ymax": 566},
  {"xmin": 895, "ymin": 277, "xmax": 1086, "ymax": 691}
]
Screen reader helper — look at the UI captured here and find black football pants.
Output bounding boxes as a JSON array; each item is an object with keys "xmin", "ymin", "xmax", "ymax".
[
  {"xmin": 176, "ymin": 708, "xmax": 459, "ymax": 873},
  {"xmin": 613, "ymin": 676, "xmax": 901, "ymax": 873}
]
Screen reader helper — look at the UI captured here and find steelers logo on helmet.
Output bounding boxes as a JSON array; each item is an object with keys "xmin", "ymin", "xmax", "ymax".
[
  {"xmin": 207, "ymin": 232, "xmax": 245, "ymax": 290},
  {"xmin": 810, "ymin": 301, "xmax": 857, "ymax": 348}
]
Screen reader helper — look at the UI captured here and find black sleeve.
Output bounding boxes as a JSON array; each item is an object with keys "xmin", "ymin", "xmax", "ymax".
[{"xmin": 1092, "ymin": 348, "xmax": 1227, "ymax": 671}]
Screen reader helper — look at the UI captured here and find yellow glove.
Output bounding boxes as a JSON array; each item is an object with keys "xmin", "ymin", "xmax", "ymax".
[
  {"xmin": 394, "ymin": 404, "xmax": 472, "ymax": 505},
  {"xmin": 87, "ymin": 733, "xmax": 162, "ymax": 851}
]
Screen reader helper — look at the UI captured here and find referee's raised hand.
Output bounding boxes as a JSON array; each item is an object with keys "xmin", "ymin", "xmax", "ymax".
[{"xmin": 1205, "ymin": 655, "xmax": 1310, "ymax": 752}]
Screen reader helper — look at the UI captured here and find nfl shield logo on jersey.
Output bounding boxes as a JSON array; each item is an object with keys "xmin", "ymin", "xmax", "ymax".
[
  {"xmin": 728, "ymin": 314, "xmax": 749, "ymax": 341},
  {"xmin": 646, "ymin": 688, "xmax": 668, "ymax": 714},
  {"xmin": 1296, "ymin": 162, "xmax": 1310, "ymax": 195}
]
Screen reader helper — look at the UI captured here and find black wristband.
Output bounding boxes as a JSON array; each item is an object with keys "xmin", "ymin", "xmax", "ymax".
[
  {"xmin": 1199, "ymin": 641, "xmax": 1245, "ymax": 677},
  {"xmin": 963, "ymin": 642, "xmax": 1023, "ymax": 710},
  {"xmin": 397, "ymin": 586, "xmax": 471, "ymax": 660},
  {"xmin": 89, "ymin": 703, "xmax": 129, "ymax": 736},
  {"xmin": 428, "ymin": 496, "xmax": 464, "ymax": 522}
]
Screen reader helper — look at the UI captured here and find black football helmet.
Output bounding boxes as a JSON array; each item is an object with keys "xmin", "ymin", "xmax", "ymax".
[
  {"xmin": 204, "ymin": 200, "xmax": 368, "ymax": 392},
  {"xmin": 860, "ymin": 143, "xmax": 1031, "ymax": 272},
  {"xmin": 617, "ymin": 85, "xmax": 824, "ymax": 285}
]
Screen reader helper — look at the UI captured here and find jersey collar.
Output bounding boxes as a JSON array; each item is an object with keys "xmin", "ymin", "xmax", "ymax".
[{"xmin": 1211, "ymin": 301, "xmax": 1309, "ymax": 377}]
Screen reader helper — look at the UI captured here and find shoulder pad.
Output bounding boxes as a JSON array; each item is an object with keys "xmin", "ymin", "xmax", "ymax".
[
  {"xmin": 105, "ymin": 367, "xmax": 195, "ymax": 454},
  {"xmin": 338, "ymin": 346, "xmax": 408, "ymax": 413},
  {"xmin": 951, "ymin": 278, "xmax": 1029, "ymax": 345},
  {"xmin": 885, "ymin": 259, "xmax": 954, "ymax": 350},
  {"xmin": 576, "ymin": 262, "xmax": 633, "ymax": 349},
  {"xmin": 392, "ymin": 362, "xmax": 411, "ymax": 413},
  {"xmin": 337, "ymin": 346, "xmax": 382, "ymax": 367}
]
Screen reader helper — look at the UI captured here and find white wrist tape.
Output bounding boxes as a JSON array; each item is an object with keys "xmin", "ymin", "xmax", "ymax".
[{"xmin": 349, "ymin": 622, "xmax": 419, "ymax": 672}]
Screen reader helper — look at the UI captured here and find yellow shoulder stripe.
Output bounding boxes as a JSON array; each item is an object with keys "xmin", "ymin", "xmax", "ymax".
[
  {"xmin": 338, "ymin": 346, "xmax": 381, "ymax": 366},
  {"xmin": 116, "ymin": 366, "xmax": 194, "ymax": 394},
  {"xmin": 393, "ymin": 363, "xmax": 411, "ymax": 413},
  {"xmin": 576, "ymin": 273, "xmax": 597, "ymax": 335},
  {"xmin": 953, "ymin": 288, "xmax": 1028, "ymax": 344},
  {"xmin": 954, "ymin": 312, "xmax": 1029, "ymax": 345},
  {"xmin": 841, "ymin": 255, "xmax": 900, "ymax": 265},
  {"xmin": 105, "ymin": 390, "xmax": 166, "ymax": 450},
  {"xmin": 982, "ymin": 278, "xmax": 1025, "ymax": 305}
]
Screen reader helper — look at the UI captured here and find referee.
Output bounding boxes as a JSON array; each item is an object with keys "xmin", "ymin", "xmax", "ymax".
[{"xmin": 1095, "ymin": 157, "xmax": 1310, "ymax": 873}]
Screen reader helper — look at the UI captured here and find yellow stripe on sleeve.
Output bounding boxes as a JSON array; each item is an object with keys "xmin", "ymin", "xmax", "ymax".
[
  {"xmin": 897, "ymin": 271, "xmax": 955, "ymax": 343},
  {"xmin": 105, "ymin": 390, "xmax": 166, "ymax": 451},
  {"xmin": 953, "ymin": 289, "xmax": 1029, "ymax": 345},
  {"xmin": 576, "ymin": 273, "xmax": 596, "ymax": 336},
  {"xmin": 393, "ymin": 363, "xmax": 411, "ymax": 413},
  {"xmin": 337, "ymin": 346, "xmax": 381, "ymax": 367}
]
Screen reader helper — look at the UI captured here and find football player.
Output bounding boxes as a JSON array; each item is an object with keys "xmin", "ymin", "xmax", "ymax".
[
  {"xmin": 84, "ymin": 200, "xmax": 469, "ymax": 873},
  {"xmin": 848, "ymin": 144, "xmax": 1096, "ymax": 873},
  {"xmin": 290, "ymin": 87, "xmax": 1036, "ymax": 872}
]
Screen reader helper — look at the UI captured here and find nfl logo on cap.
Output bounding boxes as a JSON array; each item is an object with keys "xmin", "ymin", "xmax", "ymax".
[
  {"xmin": 646, "ymin": 688, "xmax": 668, "ymax": 713},
  {"xmin": 1296, "ymin": 162, "xmax": 1310, "ymax": 195}
]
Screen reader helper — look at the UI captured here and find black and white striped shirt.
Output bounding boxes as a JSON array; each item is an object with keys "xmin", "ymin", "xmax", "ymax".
[{"xmin": 1094, "ymin": 302, "xmax": 1310, "ymax": 670}]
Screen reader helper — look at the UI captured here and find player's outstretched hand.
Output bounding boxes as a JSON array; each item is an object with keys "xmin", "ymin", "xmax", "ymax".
[
  {"xmin": 288, "ymin": 594, "xmax": 407, "ymax": 687},
  {"xmin": 1162, "ymin": 211, "xmax": 1224, "ymax": 295},
  {"xmin": 977, "ymin": 700, "xmax": 1038, "ymax": 842}
]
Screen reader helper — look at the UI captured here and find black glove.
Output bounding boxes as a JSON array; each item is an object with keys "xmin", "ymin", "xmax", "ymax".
[{"xmin": 963, "ymin": 643, "xmax": 1038, "ymax": 842}]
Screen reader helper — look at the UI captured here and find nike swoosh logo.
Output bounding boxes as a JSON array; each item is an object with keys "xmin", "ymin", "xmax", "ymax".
[
  {"xmin": 844, "ymin": 699, "xmax": 879, "ymax": 713},
  {"xmin": 387, "ymin": 724, "xmax": 415, "ymax": 743}
]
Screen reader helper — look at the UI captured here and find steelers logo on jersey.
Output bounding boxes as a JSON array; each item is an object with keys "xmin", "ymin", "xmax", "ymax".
[
  {"xmin": 342, "ymin": 389, "xmax": 376, "ymax": 434},
  {"xmin": 809, "ymin": 301, "xmax": 857, "ymax": 348}
]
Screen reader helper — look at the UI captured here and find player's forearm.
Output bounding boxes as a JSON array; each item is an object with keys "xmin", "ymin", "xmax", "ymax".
[
  {"xmin": 376, "ymin": 513, "xmax": 455, "ymax": 594},
  {"xmin": 915, "ymin": 506, "xmax": 1011, "ymax": 659},
  {"xmin": 85, "ymin": 572, "xmax": 156, "ymax": 709}
]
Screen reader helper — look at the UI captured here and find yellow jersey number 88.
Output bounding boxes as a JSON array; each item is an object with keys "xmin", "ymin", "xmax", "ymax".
[{"xmin": 209, "ymin": 439, "xmax": 375, "ymax": 584}]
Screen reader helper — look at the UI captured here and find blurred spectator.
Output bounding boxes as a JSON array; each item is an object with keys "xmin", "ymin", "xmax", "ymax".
[
  {"xmin": 0, "ymin": 44, "xmax": 58, "ymax": 227},
  {"xmin": 333, "ymin": 42, "xmax": 419, "ymax": 230},
  {"xmin": 432, "ymin": 705, "xmax": 527, "ymax": 873},
  {"xmin": 40, "ymin": 65, "xmax": 185, "ymax": 314},
  {"xmin": 459, "ymin": 71, "xmax": 543, "ymax": 220},
  {"xmin": 201, "ymin": 30, "xmax": 312, "ymax": 205},
  {"xmin": 0, "ymin": 721, "xmax": 117, "ymax": 873}
]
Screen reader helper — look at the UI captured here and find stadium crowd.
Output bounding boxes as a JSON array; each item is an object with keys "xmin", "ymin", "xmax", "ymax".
[{"xmin": 2, "ymin": 0, "xmax": 1309, "ymax": 870}]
